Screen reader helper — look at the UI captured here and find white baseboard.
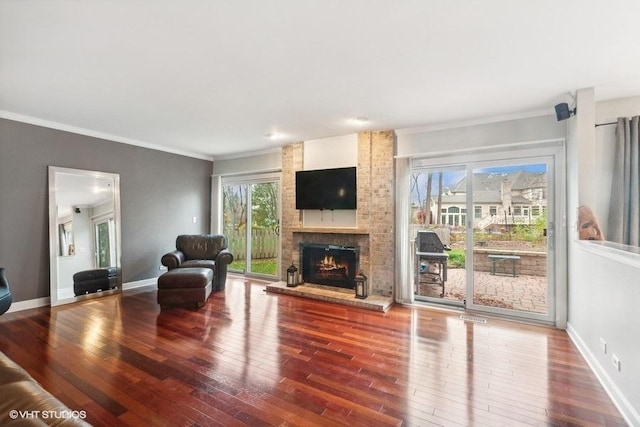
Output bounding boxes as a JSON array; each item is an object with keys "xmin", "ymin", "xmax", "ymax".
[
  {"xmin": 6, "ymin": 297, "xmax": 50, "ymax": 313},
  {"xmin": 122, "ymin": 277, "xmax": 158, "ymax": 291},
  {"xmin": 5, "ymin": 278, "xmax": 158, "ymax": 314},
  {"xmin": 567, "ymin": 322, "xmax": 639, "ymax": 426}
]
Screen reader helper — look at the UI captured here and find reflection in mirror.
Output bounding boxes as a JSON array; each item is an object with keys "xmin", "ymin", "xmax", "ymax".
[
  {"xmin": 48, "ymin": 166, "xmax": 121, "ymax": 306},
  {"xmin": 59, "ymin": 219, "xmax": 74, "ymax": 256}
]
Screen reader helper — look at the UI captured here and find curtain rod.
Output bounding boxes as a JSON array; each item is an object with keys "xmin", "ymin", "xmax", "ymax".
[{"xmin": 595, "ymin": 121, "xmax": 617, "ymax": 127}]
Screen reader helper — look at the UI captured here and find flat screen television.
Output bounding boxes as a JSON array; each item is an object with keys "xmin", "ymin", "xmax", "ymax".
[{"xmin": 295, "ymin": 166, "xmax": 357, "ymax": 210}]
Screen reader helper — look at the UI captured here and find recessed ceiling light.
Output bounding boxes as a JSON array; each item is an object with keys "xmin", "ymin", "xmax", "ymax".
[
  {"xmin": 265, "ymin": 132, "xmax": 283, "ymax": 140},
  {"xmin": 351, "ymin": 117, "xmax": 369, "ymax": 125}
]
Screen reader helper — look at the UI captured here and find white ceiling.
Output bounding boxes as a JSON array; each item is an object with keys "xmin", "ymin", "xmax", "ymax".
[
  {"xmin": 55, "ymin": 172, "xmax": 114, "ymax": 219},
  {"xmin": 2, "ymin": 1, "xmax": 640, "ymax": 160}
]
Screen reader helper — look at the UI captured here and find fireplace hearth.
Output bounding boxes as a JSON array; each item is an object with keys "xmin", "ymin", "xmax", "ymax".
[{"xmin": 300, "ymin": 243, "xmax": 359, "ymax": 289}]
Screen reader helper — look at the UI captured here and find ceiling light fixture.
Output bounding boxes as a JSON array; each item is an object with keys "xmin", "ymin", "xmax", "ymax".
[
  {"xmin": 265, "ymin": 132, "xmax": 283, "ymax": 140},
  {"xmin": 351, "ymin": 117, "xmax": 369, "ymax": 126}
]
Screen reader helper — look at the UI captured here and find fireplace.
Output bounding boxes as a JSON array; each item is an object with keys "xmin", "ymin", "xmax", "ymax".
[{"xmin": 300, "ymin": 243, "xmax": 359, "ymax": 289}]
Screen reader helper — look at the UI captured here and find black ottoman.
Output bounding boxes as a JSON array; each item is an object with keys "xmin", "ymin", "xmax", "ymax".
[
  {"xmin": 157, "ymin": 268, "xmax": 213, "ymax": 309},
  {"xmin": 73, "ymin": 267, "xmax": 118, "ymax": 296}
]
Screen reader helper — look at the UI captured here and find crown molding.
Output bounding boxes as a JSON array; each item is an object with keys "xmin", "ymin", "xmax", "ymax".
[
  {"xmin": 0, "ymin": 111, "xmax": 214, "ymax": 162},
  {"xmin": 212, "ymin": 146, "xmax": 282, "ymax": 161}
]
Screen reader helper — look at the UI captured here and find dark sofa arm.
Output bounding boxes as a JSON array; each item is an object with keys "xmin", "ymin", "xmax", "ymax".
[
  {"xmin": 214, "ymin": 249, "xmax": 234, "ymax": 290},
  {"xmin": 216, "ymin": 249, "xmax": 234, "ymax": 265},
  {"xmin": 161, "ymin": 250, "xmax": 185, "ymax": 270},
  {"xmin": 0, "ymin": 351, "xmax": 91, "ymax": 426}
]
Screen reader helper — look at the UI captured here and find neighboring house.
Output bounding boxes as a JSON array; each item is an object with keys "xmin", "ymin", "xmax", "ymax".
[{"xmin": 433, "ymin": 171, "xmax": 547, "ymax": 230}]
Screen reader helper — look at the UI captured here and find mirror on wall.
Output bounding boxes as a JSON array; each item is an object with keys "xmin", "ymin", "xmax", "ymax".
[{"xmin": 48, "ymin": 166, "xmax": 122, "ymax": 306}]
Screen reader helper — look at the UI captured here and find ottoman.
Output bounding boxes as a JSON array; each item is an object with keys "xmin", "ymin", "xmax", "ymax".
[
  {"xmin": 157, "ymin": 268, "xmax": 213, "ymax": 309},
  {"xmin": 73, "ymin": 267, "xmax": 118, "ymax": 296}
]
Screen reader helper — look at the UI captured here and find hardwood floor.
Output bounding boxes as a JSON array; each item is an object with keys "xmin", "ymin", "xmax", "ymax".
[{"xmin": 0, "ymin": 275, "xmax": 627, "ymax": 426}]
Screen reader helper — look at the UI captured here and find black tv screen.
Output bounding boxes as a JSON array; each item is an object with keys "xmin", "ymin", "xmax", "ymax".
[{"xmin": 295, "ymin": 167, "xmax": 357, "ymax": 210}]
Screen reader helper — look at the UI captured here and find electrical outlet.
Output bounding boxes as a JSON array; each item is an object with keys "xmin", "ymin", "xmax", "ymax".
[
  {"xmin": 600, "ymin": 337, "xmax": 607, "ymax": 354},
  {"xmin": 612, "ymin": 354, "xmax": 621, "ymax": 371}
]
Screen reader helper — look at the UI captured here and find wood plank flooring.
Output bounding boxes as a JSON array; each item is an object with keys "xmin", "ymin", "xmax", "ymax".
[{"xmin": 0, "ymin": 275, "xmax": 628, "ymax": 426}]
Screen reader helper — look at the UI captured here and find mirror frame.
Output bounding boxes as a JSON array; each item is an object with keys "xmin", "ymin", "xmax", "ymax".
[{"xmin": 48, "ymin": 166, "xmax": 122, "ymax": 306}]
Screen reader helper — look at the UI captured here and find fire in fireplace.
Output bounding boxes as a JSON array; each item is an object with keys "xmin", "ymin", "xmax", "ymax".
[{"xmin": 300, "ymin": 243, "xmax": 359, "ymax": 289}]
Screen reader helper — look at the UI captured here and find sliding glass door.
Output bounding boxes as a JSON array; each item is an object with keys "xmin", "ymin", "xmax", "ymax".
[
  {"xmin": 222, "ymin": 175, "xmax": 280, "ymax": 278},
  {"xmin": 410, "ymin": 143, "xmax": 562, "ymax": 323},
  {"xmin": 94, "ymin": 216, "xmax": 116, "ymax": 269},
  {"xmin": 468, "ymin": 160, "xmax": 552, "ymax": 319},
  {"xmin": 411, "ymin": 166, "xmax": 466, "ymax": 306}
]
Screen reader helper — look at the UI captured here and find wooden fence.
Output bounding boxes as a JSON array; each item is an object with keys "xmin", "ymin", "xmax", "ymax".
[{"xmin": 225, "ymin": 228, "xmax": 278, "ymax": 261}]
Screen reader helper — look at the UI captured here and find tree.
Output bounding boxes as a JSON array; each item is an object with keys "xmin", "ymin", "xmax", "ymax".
[
  {"xmin": 411, "ymin": 173, "xmax": 426, "ymax": 224},
  {"xmin": 223, "ymin": 185, "xmax": 247, "ymax": 232},
  {"xmin": 410, "ymin": 173, "xmax": 423, "ymax": 209},
  {"xmin": 251, "ymin": 182, "xmax": 278, "ymax": 228}
]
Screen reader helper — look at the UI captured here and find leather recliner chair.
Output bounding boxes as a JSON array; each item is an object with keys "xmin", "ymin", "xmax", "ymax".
[{"xmin": 161, "ymin": 234, "xmax": 234, "ymax": 291}]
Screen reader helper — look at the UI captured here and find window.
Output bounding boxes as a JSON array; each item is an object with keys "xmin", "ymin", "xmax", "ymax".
[
  {"xmin": 489, "ymin": 206, "xmax": 497, "ymax": 216},
  {"xmin": 513, "ymin": 206, "xmax": 522, "ymax": 216},
  {"xmin": 445, "ymin": 206, "xmax": 463, "ymax": 227},
  {"xmin": 532, "ymin": 206, "xmax": 540, "ymax": 216},
  {"xmin": 474, "ymin": 205, "xmax": 482, "ymax": 219}
]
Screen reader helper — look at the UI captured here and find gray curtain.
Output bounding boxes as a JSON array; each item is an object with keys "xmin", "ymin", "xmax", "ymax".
[{"xmin": 607, "ymin": 116, "xmax": 640, "ymax": 246}]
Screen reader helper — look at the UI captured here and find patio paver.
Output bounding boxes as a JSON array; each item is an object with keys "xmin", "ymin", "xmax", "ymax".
[{"xmin": 416, "ymin": 268, "xmax": 547, "ymax": 314}]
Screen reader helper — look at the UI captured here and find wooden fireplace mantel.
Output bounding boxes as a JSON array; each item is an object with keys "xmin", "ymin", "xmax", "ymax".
[{"xmin": 290, "ymin": 227, "xmax": 369, "ymax": 235}]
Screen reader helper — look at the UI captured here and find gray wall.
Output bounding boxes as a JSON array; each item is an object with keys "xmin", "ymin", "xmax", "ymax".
[{"xmin": 0, "ymin": 118, "xmax": 213, "ymax": 302}]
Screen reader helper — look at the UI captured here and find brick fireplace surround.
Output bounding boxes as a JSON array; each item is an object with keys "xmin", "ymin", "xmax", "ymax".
[{"xmin": 279, "ymin": 131, "xmax": 396, "ymax": 298}]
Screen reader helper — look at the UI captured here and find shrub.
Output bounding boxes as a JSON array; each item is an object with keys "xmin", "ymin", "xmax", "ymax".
[{"xmin": 447, "ymin": 249, "xmax": 465, "ymax": 268}]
